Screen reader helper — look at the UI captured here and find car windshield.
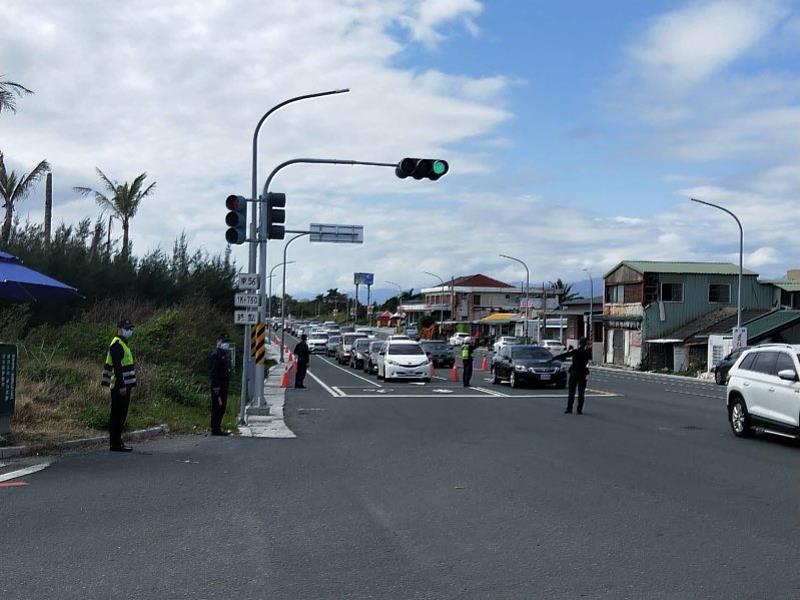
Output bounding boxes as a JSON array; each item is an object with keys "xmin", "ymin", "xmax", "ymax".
[
  {"xmin": 354, "ymin": 340, "xmax": 371, "ymax": 350},
  {"xmin": 312, "ymin": 334, "xmax": 329, "ymax": 341},
  {"xmin": 422, "ymin": 342, "xmax": 448, "ymax": 350},
  {"xmin": 328, "ymin": 336, "xmax": 340, "ymax": 343},
  {"xmin": 387, "ymin": 344, "xmax": 425, "ymax": 356},
  {"xmin": 512, "ymin": 347, "xmax": 553, "ymax": 360},
  {"xmin": 343, "ymin": 334, "xmax": 366, "ymax": 344}
]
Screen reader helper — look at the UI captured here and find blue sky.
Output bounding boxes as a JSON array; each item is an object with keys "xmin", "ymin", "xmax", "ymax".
[{"xmin": 3, "ymin": 0, "xmax": 800, "ymax": 300}]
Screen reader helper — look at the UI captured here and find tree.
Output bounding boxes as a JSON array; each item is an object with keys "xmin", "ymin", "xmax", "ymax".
[
  {"xmin": 549, "ymin": 278, "xmax": 580, "ymax": 303},
  {"xmin": 74, "ymin": 168, "xmax": 156, "ymax": 261},
  {"xmin": 0, "ymin": 77, "xmax": 33, "ymax": 115},
  {"xmin": 0, "ymin": 152, "xmax": 50, "ymax": 245}
]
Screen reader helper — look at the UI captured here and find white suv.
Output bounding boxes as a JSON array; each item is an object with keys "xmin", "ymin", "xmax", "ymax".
[
  {"xmin": 377, "ymin": 340, "xmax": 431, "ymax": 382},
  {"xmin": 726, "ymin": 344, "xmax": 800, "ymax": 439},
  {"xmin": 449, "ymin": 332, "xmax": 472, "ymax": 346}
]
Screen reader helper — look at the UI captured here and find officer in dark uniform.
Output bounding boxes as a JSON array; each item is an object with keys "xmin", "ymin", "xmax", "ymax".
[
  {"xmin": 101, "ymin": 319, "xmax": 137, "ymax": 452},
  {"xmin": 552, "ymin": 337, "xmax": 593, "ymax": 414},
  {"xmin": 209, "ymin": 333, "xmax": 231, "ymax": 436},
  {"xmin": 461, "ymin": 340, "xmax": 475, "ymax": 387},
  {"xmin": 294, "ymin": 334, "xmax": 310, "ymax": 389}
]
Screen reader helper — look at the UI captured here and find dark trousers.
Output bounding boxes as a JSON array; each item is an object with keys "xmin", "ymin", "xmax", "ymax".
[
  {"xmin": 211, "ymin": 384, "xmax": 229, "ymax": 433},
  {"xmin": 109, "ymin": 387, "xmax": 131, "ymax": 447},
  {"xmin": 462, "ymin": 359, "xmax": 473, "ymax": 387},
  {"xmin": 295, "ymin": 362, "xmax": 308, "ymax": 388},
  {"xmin": 567, "ymin": 372, "xmax": 588, "ymax": 412}
]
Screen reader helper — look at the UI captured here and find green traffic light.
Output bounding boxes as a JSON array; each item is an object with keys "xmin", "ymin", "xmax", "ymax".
[{"xmin": 433, "ymin": 161, "xmax": 447, "ymax": 175}]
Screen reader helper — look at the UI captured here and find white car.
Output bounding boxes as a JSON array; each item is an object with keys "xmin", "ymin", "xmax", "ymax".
[
  {"xmin": 726, "ymin": 344, "xmax": 800, "ymax": 439},
  {"xmin": 307, "ymin": 333, "xmax": 329, "ymax": 353},
  {"xmin": 541, "ymin": 340, "xmax": 566, "ymax": 355},
  {"xmin": 449, "ymin": 332, "xmax": 472, "ymax": 346},
  {"xmin": 355, "ymin": 327, "xmax": 377, "ymax": 338},
  {"xmin": 377, "ymin": 340, "xmax": 431, "ymax": 382},
  {"xmin": 493, "ymin": 336, "xmax": 521, "ymax": 354}
]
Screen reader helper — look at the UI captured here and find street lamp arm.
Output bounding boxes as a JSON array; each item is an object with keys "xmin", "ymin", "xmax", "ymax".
[
  {"xmin": 690, "ymin": 198, "xmax": 743, "ymax": 233},
  {"xmin": 280, "ymin": 232, "xmax": 311, "ymax": 362},
  {"xmin": 499, "ymin": 254, "xmax": 531, "ymax": 342},
  {"xmin": 262, "ymin": 158, "xmax": 398, "ymax": 197}
]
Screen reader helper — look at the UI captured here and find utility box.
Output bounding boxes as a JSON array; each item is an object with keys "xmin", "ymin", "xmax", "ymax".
[{"xmin": 0, "ymin": 344, "xmax": 18, "ymax": 436}]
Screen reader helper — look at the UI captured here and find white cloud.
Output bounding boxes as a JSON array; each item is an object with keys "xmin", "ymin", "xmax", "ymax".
[
  {"xmin": 629, "ymin": 1, "xmax": 785, "ymax": 89},
  {"xmin": 399, "ymin": 0, "xmax": 483, "ymax": 47}
]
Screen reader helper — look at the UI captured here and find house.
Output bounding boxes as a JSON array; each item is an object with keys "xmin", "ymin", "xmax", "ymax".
[
  {"xmin": 602, "ymin": 261, "xmax": 774, "ymax": 369},
  {"xmin": 761, "ymin": 269, "xmax": 800, "ymax": 309}
]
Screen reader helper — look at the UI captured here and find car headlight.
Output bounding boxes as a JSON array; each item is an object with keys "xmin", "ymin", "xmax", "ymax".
[
  {"xmin": 514, "ymin": 364, "xmax": 527, "ymax": 372},
  {"xmin": 386, "ymin": 359, "xmax": 399, "ymax": 366},
  {"xmin": 559, "ymin": 363, "xmax": 569, "ymax": 372}
]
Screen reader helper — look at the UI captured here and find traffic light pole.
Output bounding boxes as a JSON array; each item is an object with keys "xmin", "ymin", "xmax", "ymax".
[
  {"xmin": 253, "ymin": 158, "xmax": 398, "ymax": 408},
  {"xmin": 240, "ymin": 88, "xmax": 349, "ymax": 424}
]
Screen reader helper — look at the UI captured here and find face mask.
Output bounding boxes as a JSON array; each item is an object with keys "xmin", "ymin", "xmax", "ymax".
[
  {"xmin": 122, "ymin": 328, "xmax": 134, "ymax": 339},
  {"xmin": 219, "ymin": 342, "xmax": 230, "ymax": 351}
]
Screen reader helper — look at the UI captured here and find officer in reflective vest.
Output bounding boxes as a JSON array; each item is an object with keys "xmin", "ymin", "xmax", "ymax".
[
  {"xmin": 101, "ymin": 319, "xmax": 137, "ymax": 452},
  {"xmin": 461, "ymin": 340, "xmax": 475, "ymax": 387}
]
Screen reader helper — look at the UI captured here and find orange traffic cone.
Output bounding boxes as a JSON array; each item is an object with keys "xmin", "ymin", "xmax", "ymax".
[
  {"xmin": 281, "ymin": 366, "xmax": 292, "ymax": 388},
  {"xmin": 428, "ymin": 361, "xmax": 435, "ymax": 378},
  {"xmin": 480, "ymin": 355, "xmax": 489, "ymax": 371},
  {"xmin": 450, "ymin": 365, "xmax": 459, "ymax": 382}
]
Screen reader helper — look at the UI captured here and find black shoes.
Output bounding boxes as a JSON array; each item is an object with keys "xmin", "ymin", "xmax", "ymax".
[
  {"xmin": 211, "ymin": 431, "xmax": 231, "ymax": 436},
  {"xmin": 110, "ymin": 445, "xmax": 133, "ymax": 452},
  {"xmin": 295, "ymin": 385, "xmax": 307, "ymax": 389},
  {"xmin": 577, "ymin": 410, "xmax": 583, "ymax": 415},
  {"xmin": 564, "ymin": 409, "xmax": 572, "ymax": 414}
]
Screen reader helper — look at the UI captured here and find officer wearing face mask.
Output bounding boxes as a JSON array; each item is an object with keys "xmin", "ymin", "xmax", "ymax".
[
  {"xmin": 209, "ymin": 333, "xmax": 232, "ymax": 436},
  {"xmin": 101, "ymin": 319, "xmax": 137, "ymax": 452}
]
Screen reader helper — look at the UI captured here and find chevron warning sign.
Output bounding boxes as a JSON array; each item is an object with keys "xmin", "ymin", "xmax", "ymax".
[{"xmin": 250, "ymin": 322, "xmax": 267, "ymax": 364}]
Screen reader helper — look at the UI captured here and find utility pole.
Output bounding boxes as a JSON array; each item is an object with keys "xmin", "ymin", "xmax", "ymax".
[
  {"xmin": 583, "ymin": 268, "xmax": 593, "ymax": 342},
  {"xmin": 44, "ymin": 172, "xmax": 52, "ymax": 244}
]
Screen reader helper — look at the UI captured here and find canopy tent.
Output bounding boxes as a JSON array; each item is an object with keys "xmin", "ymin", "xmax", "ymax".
[{"xmin": 0, "ymin": 250, "xmax": 81, "ymax": 302}]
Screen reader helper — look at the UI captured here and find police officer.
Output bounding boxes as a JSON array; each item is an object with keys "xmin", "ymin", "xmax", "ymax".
[
  {"xmin": 461, "ymin": 340, "xmax": 475, "ymax": 387},
  {"xmin": 293, "ymin": 334, "xmax": 310, "ymax": 389},
  {"xmin": 552, "ymin": 337, "xmax": 593, "ymax": 414},
  {"xmin": 210, "ymin": 333, "xmax": 231, "ymax": 436},
  {"xmin": 101, "ymin": 319, "xmax": 137, "ymax": 452}
]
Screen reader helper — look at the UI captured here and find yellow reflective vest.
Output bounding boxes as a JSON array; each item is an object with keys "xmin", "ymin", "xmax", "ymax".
[{"xmin": 101, "ymin": 336, "xmax": 137, "ymax": 388}]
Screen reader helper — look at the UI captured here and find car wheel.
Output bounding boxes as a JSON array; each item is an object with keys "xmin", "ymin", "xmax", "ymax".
[
  {"xmin": 510, "ymin": 371, "xmax": 519, "ymax": 388},
  {"xmin": 715, "ymin": 370, "xmax": 725, "ymax": 385},
  {"xmin": 729, "ymin": 395, "xmax": 753, "ymax": 438},
  {"xmin": 423, "ymin": 378, "xmax": 431, "ymax": 384},
  {"xmin": 491, "ymin": 367, "xmax": 500, "ymax": 385}
]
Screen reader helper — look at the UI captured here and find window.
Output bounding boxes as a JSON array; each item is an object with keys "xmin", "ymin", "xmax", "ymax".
[
  {"xmin": 473, "ymin": 294, "xmax": 481, "ymax": 306},
  {"xmin": 751, "ymin": 352, "xmax": 778, "ymax": 375},
  {"xmin": 739, "ymin": 353, "xmax": 756, "ymax": 371},
  {"xmin": 605, "ymin": 285, "xmax": 623, "ymax": 303},
  {"xmin": 775, "ymin": 353, "xmax": 797, "ymax": 377},
  {"xmin": 661, "ymin": 283, "xmax": 683, "ymax": 302},
  {"xmin": 709, "ymin": 284, "xmax": 731, "ymax": 303}
]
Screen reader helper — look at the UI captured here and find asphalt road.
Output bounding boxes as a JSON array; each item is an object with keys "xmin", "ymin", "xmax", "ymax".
[{"xmin": 2, "ymin": 342, "xmax": 800, "ymax": 599}]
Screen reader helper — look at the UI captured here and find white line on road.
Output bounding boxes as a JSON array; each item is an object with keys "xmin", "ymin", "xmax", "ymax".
[
  {"xmin": 315, "ymin": 355, "xmax": 382, "ymax": 387},
  {"xmin": 664, "ymin": 388, "xmax": 726, "ymax": 400},
  {"xmin": 0, "ymin": 461, "xmax": 53, "ymax": 483},
  {"xmin": 307, "ymin": 369, "xmax": 342, "ymax": 397},
  {"xmin": 473, "ymin": 386, "xmax": 509, "ymax": 397}
]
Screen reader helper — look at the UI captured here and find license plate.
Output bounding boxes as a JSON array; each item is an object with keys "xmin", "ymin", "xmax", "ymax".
[{"xmin": 540, "ymin": 374, "xmax": 551, "ymax": 381}]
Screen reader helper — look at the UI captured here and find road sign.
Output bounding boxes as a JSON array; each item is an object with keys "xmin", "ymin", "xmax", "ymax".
[
  {"xmin": 235, "ymin": 292, "xmax": 260, "ymax": 308},
  {"xmin": 237, "ymin": 273, "xmax": 259, "ymax": 290},
  {"xmin": 354, "ymin": 272, "xmax": 374, "ymax": 285},
  {"xmin": 732, "ymin": 326, "xmax": 748, "ymax": 350},
  {"xmin": 234, "ymin": 310, "xmax": 258, "ymax": 325},
  {"xmin": 309, "ymin": 223, "xmax": 364, "ymax": 244}
]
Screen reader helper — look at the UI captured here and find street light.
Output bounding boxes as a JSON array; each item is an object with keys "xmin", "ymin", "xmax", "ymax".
[
  {"xmin": 583, "ymin": 268, "xmax": 593, "ymax": 342},
  {"xmin": 268, "ymin": 261, "xmax": 295, "ymax": 319},
  {"xmin": 424, "ymin": 271, "xmax": 446, "ymax": 336},
  {"xmin": 500, "ymin": 254, "xmax": 530, "ymax": 342},
  {"xmin": 279, "ymin": 233, "xmax": 310, "ymax": 363},
  {"xmin": 690, "ymin": 198, "xmax": 744, "ymax": 333}
]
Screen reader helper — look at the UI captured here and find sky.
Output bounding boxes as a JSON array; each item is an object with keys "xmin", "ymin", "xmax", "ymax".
[{"xmin": 2, "ymin": 0, "xmax": 800, "ymax": 301}]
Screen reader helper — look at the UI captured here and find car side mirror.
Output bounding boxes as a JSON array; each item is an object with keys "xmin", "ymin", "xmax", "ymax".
[
  {"xmin": 379, "ymin": 351, "xmax": 385, "ymax": 356},
  {"xmin": 778, "ymin": 369, "xmax": 798, "ymax": 382}
]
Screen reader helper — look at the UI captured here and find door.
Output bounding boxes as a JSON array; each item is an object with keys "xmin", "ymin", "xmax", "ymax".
[
  {"xmin": 770, "ymin": 352, "xmax": 800, "ymax": 427},
  {"xmin": 612, "ymin": 330, "xmax": 625, "ymax": 365},
  {"xmin": 745, "ymin": 351, "xmax": 779, "ymax": 423}
]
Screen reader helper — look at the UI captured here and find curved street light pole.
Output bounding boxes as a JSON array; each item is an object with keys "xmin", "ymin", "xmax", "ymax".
[
  {"xmin": 268, "ymin": 260, "xmax": 295, "ymax": 319},
  {"xmin": 691, "ymin": 198, "xmax": 743, "ymax": 331},
  {"xmin": 424, "ymin": 271, "xmax": 446, "ymax": 337},
  {"xmin": 500, "ymin": 254, "xmax": 530, "ymax": 342},
  {"xmin": 280, "ymin": 233, "xmax": 310, "ymax": 363},
  {"xmin": 583, "ymin": 268, "xmax": 593, "ymax": 342}
]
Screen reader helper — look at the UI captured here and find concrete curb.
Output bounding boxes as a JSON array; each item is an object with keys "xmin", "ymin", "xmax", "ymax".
[
  {"xmin": 0, "ymin": 424, "xmax": 170, "ymax": 459},
  {"xmin": 592, "ymin": 365, "xmax": 711, "ymax": 383}
]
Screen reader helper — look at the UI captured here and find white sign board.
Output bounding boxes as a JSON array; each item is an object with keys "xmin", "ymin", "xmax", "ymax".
[
  {"xmin": 309, "ymin": 223, "xmax": 364, "ymax": 244},
  {"xmin": 234, "ymin": 310, "xmax": 259, "ymax": 325},
  {"xmin": 732, "ymin": 326, "xmax": 748, "ymax": 350},
  {"xmin": 235, "ymin": 292, "xmax": 260, "ymax": 308},
  {"xmin": 237, "ymin": 273, "xmax": 259, "ymax": 290}
]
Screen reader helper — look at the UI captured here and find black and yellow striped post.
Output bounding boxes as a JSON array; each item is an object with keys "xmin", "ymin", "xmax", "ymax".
[{"xmin": 251, "ymin": 322, "xmax": 267, "ymax": 365}]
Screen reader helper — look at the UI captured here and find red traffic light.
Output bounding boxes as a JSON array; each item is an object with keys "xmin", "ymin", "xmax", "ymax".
[{"xmin": 226, "ymin": 195, "xmax": 245, "ymax": 211}]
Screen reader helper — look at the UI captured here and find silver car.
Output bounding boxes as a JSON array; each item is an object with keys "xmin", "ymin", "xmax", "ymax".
[{"xmin": 364, "ymin": 340, "xmax": 386, "ymax": 374}]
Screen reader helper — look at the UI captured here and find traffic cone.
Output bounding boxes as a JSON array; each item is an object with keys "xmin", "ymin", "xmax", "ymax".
[
  {"xmin": 480, "ymin": 355, "xmax": 489, "ymax": 371},
  {"xmin": 450, "ymin": 365, "xmax": 459, "ymax": 382},
  {"xmin": 280, "ymin": 367, "xmax": 291, "ymax": 388},
  {"xmin": 428, "ymin": 361, "xmax": 435, "ymax": 378}
]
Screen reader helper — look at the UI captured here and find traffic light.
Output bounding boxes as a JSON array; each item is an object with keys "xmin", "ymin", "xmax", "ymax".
[
  {"xmin": 225, "ymin": 195, "xmax": 247, "ymax": 244},
  {"xmin": 265, "ymin": 192, "xmax": 286, "ymax": 240},
  {"xmin": 395, "ymin": 158, "xmax": 449, "ymax": 181}
]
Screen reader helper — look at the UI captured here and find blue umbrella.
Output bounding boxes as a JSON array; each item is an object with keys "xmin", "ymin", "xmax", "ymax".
[{"xmin": 0, "ymin": 250, "xmax": 81, "ymax": 302}]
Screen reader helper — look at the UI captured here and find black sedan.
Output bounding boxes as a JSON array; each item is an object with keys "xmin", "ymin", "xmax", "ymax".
[
  {"xmin": 420, "ymin": 340, "xmax": 455, "ymax": 368},
  {"xmin": 711, "ymin": 346, "xmax": 750, "ymax": 385},
  {"xmin": 491, "ymin": 345, "xmax": 567, "ymax": 388}
]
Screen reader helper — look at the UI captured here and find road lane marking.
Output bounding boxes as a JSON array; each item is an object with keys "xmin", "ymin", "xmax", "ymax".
[
  {"xmin": 473, "ymin": 386, "xmax": 509, "ymax": 397},
  {"xmin": 0, "ymin": 461, "xmax": 52, "ymax": 483},
  {"xmin": 315, "ymin": 355, "xmax": 382, "ymax": 387},
  {"xmin": 307, "ymin": 369, "xmax": 342, "ymax": 397},
  {"xmin": 664, "ymin": 388, "xmax": 725, "ymax": 400}
]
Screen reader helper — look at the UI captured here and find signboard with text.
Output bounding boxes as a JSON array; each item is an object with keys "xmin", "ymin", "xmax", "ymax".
[
  {"xmin": 309, "ymin": 223, "xmax": 364, "ymax": 244},
  {"xmin": 237, "ymin": 273, "xmax": 259, "ymax": 290},
  {"xmin": 354, "ymin": 272, "xmax": 374, "ymax": 286},
  {"xmin": 234, "ymin": 310, "xmax": 259, "ymax": 325}
]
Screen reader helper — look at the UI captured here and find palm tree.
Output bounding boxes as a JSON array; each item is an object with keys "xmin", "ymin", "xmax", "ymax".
[
  {"xmin": 74, "ymin": 168, "xmax": 156, "ymax": 260},
  {"xmin": 0, "ymin": 152, "xmax": 50, "ymax": 245},
  {"xmin": 549, "ymin": 278, "xmax": 580, "ymax": 303},
  {"xmin": 0, "ymin": 77, "xmax": 33, "ymax": 115}
]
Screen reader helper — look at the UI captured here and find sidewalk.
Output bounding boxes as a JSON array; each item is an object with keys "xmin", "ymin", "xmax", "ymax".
[{"xmin": 239, "ymin": 342, "xmax": 296, "ymax": 439}]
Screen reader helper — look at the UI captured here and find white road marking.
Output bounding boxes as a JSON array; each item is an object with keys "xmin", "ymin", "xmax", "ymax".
[
  {"xmin": 316, "ymin": 355, "xmax": 382, "ymax": 387},
  {"xmin": 473, "ymin": 386, "xmax": 509, "ymax": 397},
  {"xmin": 0, "ymin": 461, "xmax": 53, "ymax": 483},
  {"xmin": 664, "ymin": 388, "xmax": 726, "ymax": 400},
  {"xmin": 307, "ymin": 369, "xmax": 342, "ymax": 397}
]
